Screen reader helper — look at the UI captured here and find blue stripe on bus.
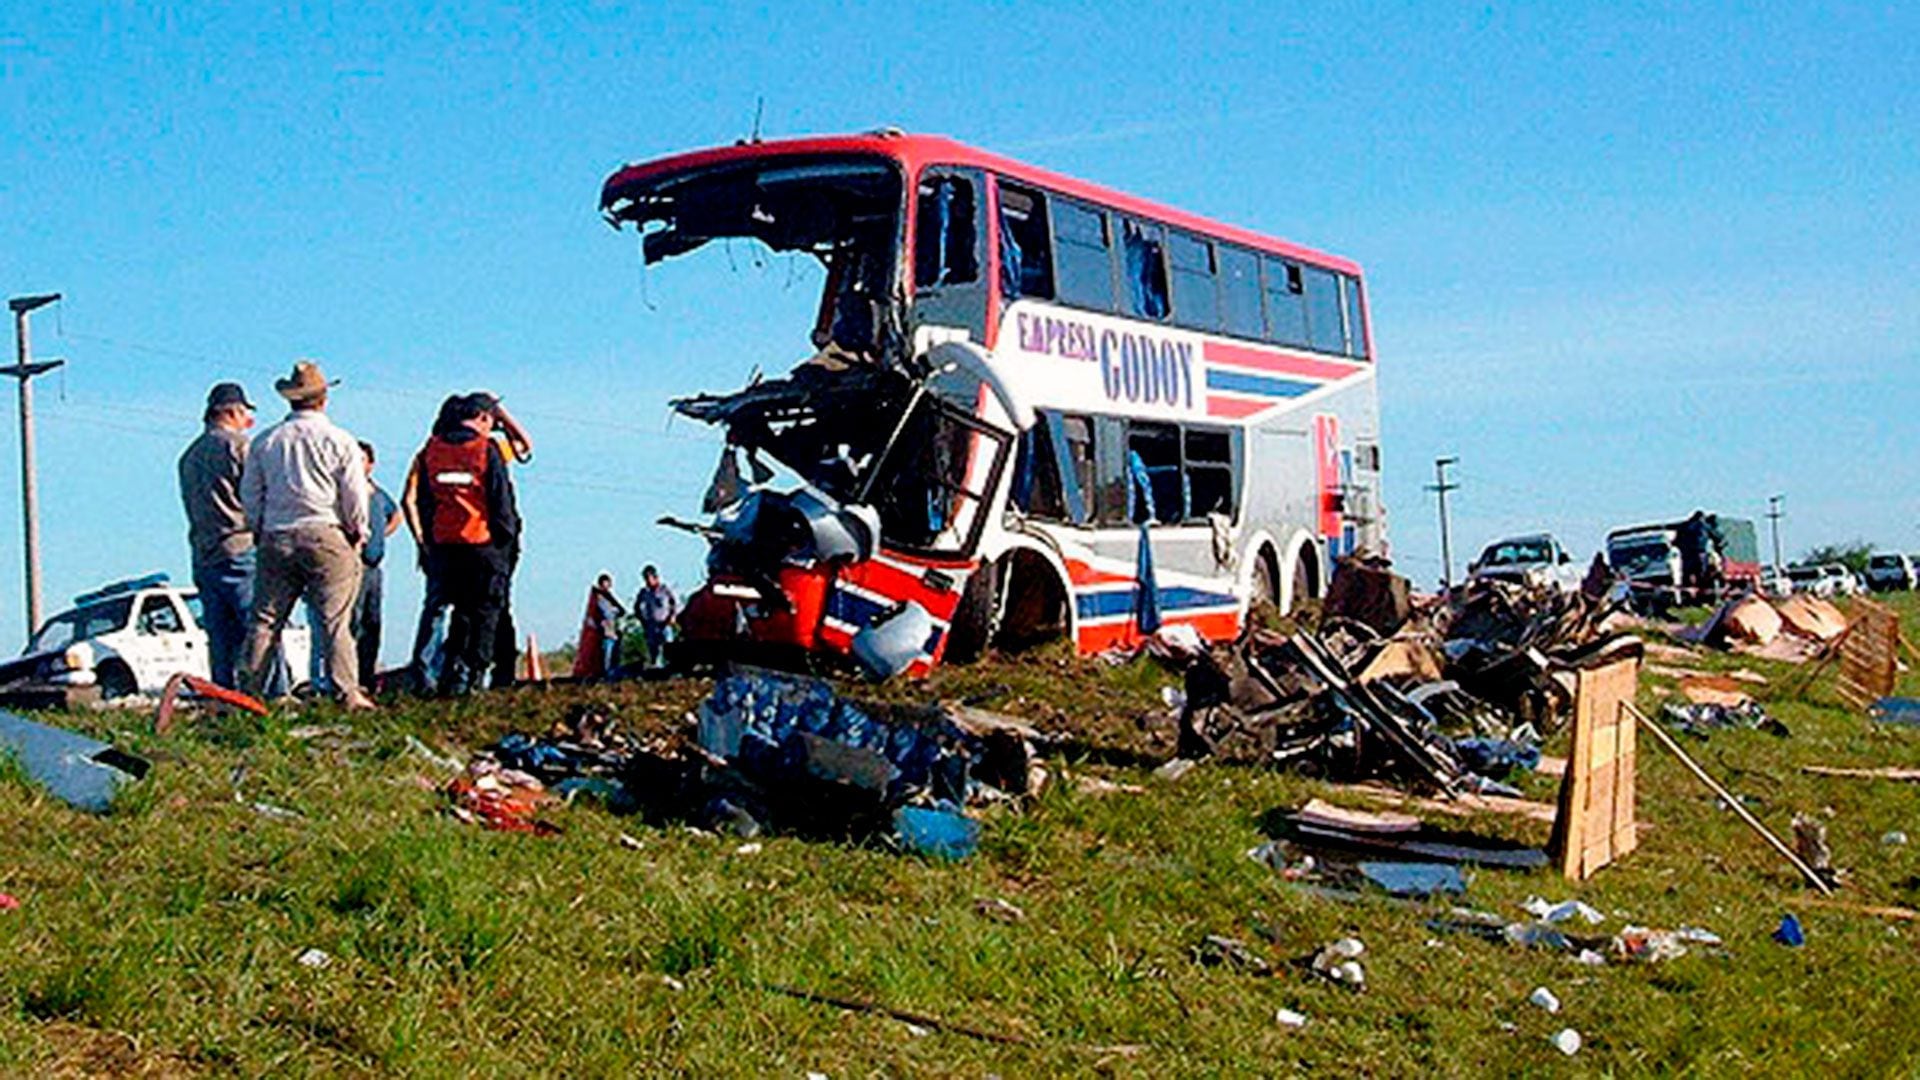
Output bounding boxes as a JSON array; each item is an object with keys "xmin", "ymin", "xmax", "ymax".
[
  {"xmin": 1076, "ymin": 586, "xmax": 1238, "ymax": 620},
  {"xmin": 1205, "ymin": 369, "xmax": 1318, "ymax": 398}
]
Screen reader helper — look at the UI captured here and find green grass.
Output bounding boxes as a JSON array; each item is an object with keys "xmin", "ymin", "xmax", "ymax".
[{"xmin": 3, "ymin": 595, "xmax": 1920, "ymax": 1075}]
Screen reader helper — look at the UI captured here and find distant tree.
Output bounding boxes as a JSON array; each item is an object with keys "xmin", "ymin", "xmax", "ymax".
[{"xmin": 1799, "ymin": 540, "xmax": 1873, "ymax": 573}]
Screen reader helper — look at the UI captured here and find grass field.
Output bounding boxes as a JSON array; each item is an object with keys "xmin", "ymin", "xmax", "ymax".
[{"xmin": 3, "ymin": 595, "xmax": 1919, "ymax": 1077}]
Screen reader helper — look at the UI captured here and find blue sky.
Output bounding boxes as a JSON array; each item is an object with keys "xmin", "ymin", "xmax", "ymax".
[{"xmin": 0, "ymin": 2, "xmax": 1915, "ymax": 656}]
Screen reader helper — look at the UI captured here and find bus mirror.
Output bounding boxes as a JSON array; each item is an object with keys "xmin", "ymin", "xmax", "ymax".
[{"xmin": 925, "ymin": 340, "xmax": 1033, "ymax": 431}]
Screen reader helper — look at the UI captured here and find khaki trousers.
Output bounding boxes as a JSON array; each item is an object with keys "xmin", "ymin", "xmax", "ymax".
[{"xmin": 242, "ymin": 525, "xmax": 364, "ymax": 700}]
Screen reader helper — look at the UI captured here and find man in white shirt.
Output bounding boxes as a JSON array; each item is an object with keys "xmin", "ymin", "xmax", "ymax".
[{"xmin": 239, "ymin": 360, "xmax": 374, "ymax": 709}]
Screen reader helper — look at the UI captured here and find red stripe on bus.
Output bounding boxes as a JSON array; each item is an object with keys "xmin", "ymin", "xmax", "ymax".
[
  {"xmin": 1065, "ymin": 560, "xmax": 1134, "ymax": 587},
  {"xmin": 1202, "ymin": 341, "xmax": 1363, "ymax": 381},
  {"xmin": 1205, "ymin": 396, "xmax": 1273, "ymax": 419}
]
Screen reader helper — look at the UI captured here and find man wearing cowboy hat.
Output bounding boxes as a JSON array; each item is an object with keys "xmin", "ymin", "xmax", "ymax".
[{"xmin": 239, "ymin": 360, "xmax": 375, "ymax": 709}]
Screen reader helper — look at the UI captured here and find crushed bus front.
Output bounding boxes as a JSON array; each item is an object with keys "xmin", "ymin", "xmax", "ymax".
[{"xmin": 662, "ymin": 364, "xmax": 1012, "ymax": 678}]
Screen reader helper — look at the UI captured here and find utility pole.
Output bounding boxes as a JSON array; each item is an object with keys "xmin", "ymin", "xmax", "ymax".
[
  {"xmin": 1427, "ymin": 456, "xmax": 1460, "ymax": 591},
  {"xmin": 6, "ymin": 293, "xmax": 64, "ymax": 638},
  {"xmin": 1766, "ymin": 494, "xmax": 1785, "ymax": 574}
]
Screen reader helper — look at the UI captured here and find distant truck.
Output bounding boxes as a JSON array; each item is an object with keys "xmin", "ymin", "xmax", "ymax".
[
  {"xmin": 1466, "ymin": 533, "xmax": 1584, "ymax": 593},
  {"xmin": 1605, "ymin": 512, "xmax": 1760, "ymax": 611},
  {"xmin": 1865, "ymin": 552, "xmax": 1916, "ymax": 592}
]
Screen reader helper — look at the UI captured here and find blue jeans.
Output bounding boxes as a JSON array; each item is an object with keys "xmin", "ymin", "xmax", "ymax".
[
  {"xmin": 642, "ymin": 622, "xmax": 671, "ymax": 668},
  {"xmin": 193, "ymin": 551, "xmax": 254, "ymax": 690}
]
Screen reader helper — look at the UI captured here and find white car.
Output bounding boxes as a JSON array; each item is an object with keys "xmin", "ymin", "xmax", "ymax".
[
  {"xmin": 4, "ymin": 573, "xmax": 311, "ymax": 699},
  {"xmin": 1820, "ymin": 563, "xmax": 1864, "ymax": 597},
  {"xmin": 1467, "ymin": 533, "xmax": 1585, "ymax": 593}
]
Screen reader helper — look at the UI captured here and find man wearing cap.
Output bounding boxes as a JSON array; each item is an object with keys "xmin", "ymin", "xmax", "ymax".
[
  {"xmin": 413, "ymin": 394, "xmax": 521, "ymax": 695},
  {"xmin": 177, "ymin": 382, "xmax": 257, "ymax": 688},
  {"xmin": 239, "ymin": 360, "xmax": 374, "ymax": 709},
  {"xmin": 465, "ymin": 390, "xmax": 532, "ymax": 689}
]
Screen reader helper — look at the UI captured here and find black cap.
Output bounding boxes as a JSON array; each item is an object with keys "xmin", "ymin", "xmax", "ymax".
[
  {"xmin": 206, "ymin": 382, "xmax": 256, "ymax": 411},
  {"xmin": 465, "ymin": 389, "xmax": 501, "ymax": 412}
]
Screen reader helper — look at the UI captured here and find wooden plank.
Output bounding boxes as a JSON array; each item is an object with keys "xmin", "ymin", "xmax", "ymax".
[
  {"xmin": 1801, "ymin": 765, "xmax": 1920, "ymax": 782},
  {"xmin": 1337, "ymin": 783, "xmax": 1559, "ymax": 826},
  {"xmin": 1557, "ymin": 654, "xmax": 1641, "ymax": 880}
]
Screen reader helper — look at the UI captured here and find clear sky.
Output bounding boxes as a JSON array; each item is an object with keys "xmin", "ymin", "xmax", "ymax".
[{"xmin": 1, "ymin": 2, "xmax": 1915, "ymax": 656}]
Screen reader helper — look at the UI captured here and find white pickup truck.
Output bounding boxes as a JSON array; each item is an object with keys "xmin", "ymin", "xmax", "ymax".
[{"xmin": 0, "ymin": 573, "xmax": 311, "ymax": 699}]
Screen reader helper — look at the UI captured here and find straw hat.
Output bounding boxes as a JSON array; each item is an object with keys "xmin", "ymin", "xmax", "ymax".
[{"xmin": 274, "ymin": 360, "xmax": 338, "ymax": 403}]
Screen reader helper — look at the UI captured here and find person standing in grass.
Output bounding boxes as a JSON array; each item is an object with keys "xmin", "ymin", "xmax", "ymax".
[
  {"xmin": 570, "ymin": 572, "xmax": 626, "ymax": 680},
  {"xmin": 412, "ymin": 394, "xmax": 521, "ymax": 696},
  {"xmin": 354, "ymin": 440, "xmax": 402, "ymax": 688},
  {"xmin": 178, "ymin": 381, "xmax": 258, "ymax": 689},
  {"xmin": 633, "ymin": 565, "xmax": 678, "ymax": 669},
  {"xmin": 239, "ymin": 360, "xmax": 374, "ymax": 710}
]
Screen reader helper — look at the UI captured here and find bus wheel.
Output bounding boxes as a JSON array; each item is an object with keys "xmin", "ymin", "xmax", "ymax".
[
  {"xmin": 943, "ymin": 560, "xmax": 999, "ymax": 664},
  {"xmin": 994, "ymin": 551, "xmax": 1069, "ymax": 652},
  {"xmin": 1249, "ymin": 547, "xmax": 1282, "ymax": 627},
  {"xmin": 1288, "ymin": 547, "xmax": 1319, "ymax": 615}
]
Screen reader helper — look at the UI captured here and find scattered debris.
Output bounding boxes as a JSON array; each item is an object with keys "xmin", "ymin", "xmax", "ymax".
[
  {"xmin": 296, "ymin": 947, "xmax": 332, "ymax": 970},
  {"xmin": 1790, "ymin": 813, "xmax": 1844, "ymax": 889},
  {"xmin": 1274, "ymin": 800, "xmax": 1549, "ymax": 870},
  {"xmin": 1661, "ymin": 700, "xmax": 1788, "ymax": 739},
  {"xmin": 974, "ymin": 897, "xmax": 1026, "ymax": 923},
  {"xmin": 733, "ymin": 841, "xmax": 763, "ymax": 856},
  {"xmin": 1357, "ymin": 861, "xmax": 1468, "ymax": 898},
  {"xmin": 1274, "ymin": 1007, "xmax": 1309, "ymax": 1028},
  {"xmin": 154, "ymin": 672, "xmax": 268, "ymax": 734},
  {"xmin": 1193, "ymin": 934, "xmax": 1272, "ymax": 975},
  {"xmin": 0, "ymin": 893, "xmax": 19, "ymax": 911},
  {"xmin": 1550, "ymin": 1028, "xmax": 1583, "ymax": 1056},
  {"xmin": 445, "ymin": 758, "xmax": 561, "ymax": 836},
  {"xmin": 617, "ymin": 832, "xmax": 645, "ymax": 851},
  {"xmin": 1773, "ymin": 913, "xmax": 1806, "ymax": 947},
  {"xmin": 1528, "ymin": 986, "xmax": 1561, "ymax": 1014},
  {"xmin": 1628, "ymin": 702, "xmax": 1834, "ymax": 895},
  {"xmin": 1884, "ymin": 831, "xmax": 1909, "ymax": 846},
  {"xmin": 0, "ymin": 709, "xmax": 150, "ymax": 813},
  {"xmin": 1309, "ymin": 937, "xmax": 1366, "ymax": 990},
  {"xmin": 761, "ymin": 981, "xmax": 1033, "ymax": 1046},
  {"xmin": 1154, "ymin": 758, "xmax": 1200, "ymax": 783},
  {"xmin": 1803, "ymin": 764, "xmax": 1920, "ymax": 782},
  {"xmin": 1872, "ymin": 698, "xmax": 1920, "ymax": 727},
  {"xmin": 1523, "ymin": 897, "xmax": 1605, "ymax": 926}
]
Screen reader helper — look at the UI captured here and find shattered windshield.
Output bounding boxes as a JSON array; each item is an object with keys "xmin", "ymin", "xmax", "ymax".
[
  {"xmin": 1483, "ymin": 539, "xmax": 1553, "ymax": 567},
  {"xmin": 674, "ymin": 367, "xmax": 1009, "ymax": 558},
  {"xmin": 604, "ymin": 154, "xmax": 904, "ymax": 358}
]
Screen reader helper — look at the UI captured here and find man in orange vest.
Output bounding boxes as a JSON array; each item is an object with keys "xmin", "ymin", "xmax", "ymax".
[{"xmin": 412, "ymin": 394, "xmax": 521, "ymax": 696}]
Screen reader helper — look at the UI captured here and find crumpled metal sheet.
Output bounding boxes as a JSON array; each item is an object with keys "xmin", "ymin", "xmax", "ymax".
[{"xmin": 0, "ymin": 709, "xmax": 149, "ymax": 813}]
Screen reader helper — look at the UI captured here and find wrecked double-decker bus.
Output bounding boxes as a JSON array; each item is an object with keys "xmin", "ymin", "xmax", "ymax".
[{"xmin": 600, "ymin": 132, "xmax": 1384, "ymax": 676}]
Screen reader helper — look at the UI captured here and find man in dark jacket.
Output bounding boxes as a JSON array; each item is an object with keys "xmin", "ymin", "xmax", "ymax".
[
  {"xmin": 412, "ymin": 395, "xmax": 521, "ymax": 696},
  {"xmin": 177, "ymin": 382, "xmax": 256, "ymax": 688}
]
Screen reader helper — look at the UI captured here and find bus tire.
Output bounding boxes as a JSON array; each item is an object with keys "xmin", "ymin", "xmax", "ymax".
[
  {"xmin": 1250, "ymin": 546, "xmax": 1282, "ymax": 623},
  {"xmin": 943, "ymin": 560, "xmax": 999, "ymax": 664},
  {"xmin": 1288, "ymin": 545, "xmax": 1319, "ymax": 615},
  {"xmin": 994, "ymin": 550, "xmax": 1069, "ymax": 652}
]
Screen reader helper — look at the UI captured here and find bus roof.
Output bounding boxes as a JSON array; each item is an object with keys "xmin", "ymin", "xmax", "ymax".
[{"xmin": 600, "ymin": 131, "xmax": 1364, "ymax": 277}]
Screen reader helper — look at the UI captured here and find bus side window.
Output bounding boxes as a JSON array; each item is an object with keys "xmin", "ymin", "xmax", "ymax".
[
  {"xmin": 1092, "ymin": 416, "xmax": 1131, "ymax": 526},
  {"xmin": 1218, "ymin": 245, "xmax": 1264, "ymax": 340},
  {"xmin": 1126, "ymin": 421, "xmax": 1184, "ymax": 526},
  {"xmin": 1341, "ymin": 274, "xmax": 1369, "ymax": 359},
  {"xmin": 1184, "ymin": 427, "xmax": 1237, "ymax": 519},
  {"xmin": 1011, "ymin": 411, "xmax": 1093, "ymax": 525},
  {"xmin": 1304, "ymin": 266, "xmax": 1345, "ymax": 355},
  {"xmin": 996, "ymin": 182, "xmax": 1053, "ymax": 301},
  {"xmin": 1170, "ymin": 231, "xmax": 1220, "ymax": 332},
  {"xmin": 1052, "ymin": 199, "xmax": 1117, "ymax": 312},
  {"xmin": 914, "ymin": 175, "xmax": 978, "ymax": 289},
  {"xmin": 1264, "ymin": 256, "xmax": 1309, "ymax": 348},
  {"xmin": 1121, "ymin": 218, "xmax": 1170, "ymax": 321}
]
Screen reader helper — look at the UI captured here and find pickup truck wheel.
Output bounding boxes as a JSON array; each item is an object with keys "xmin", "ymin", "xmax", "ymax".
[{"xmin": 97, "ymin": 660, "xmax": 138, "ymax": 699}]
